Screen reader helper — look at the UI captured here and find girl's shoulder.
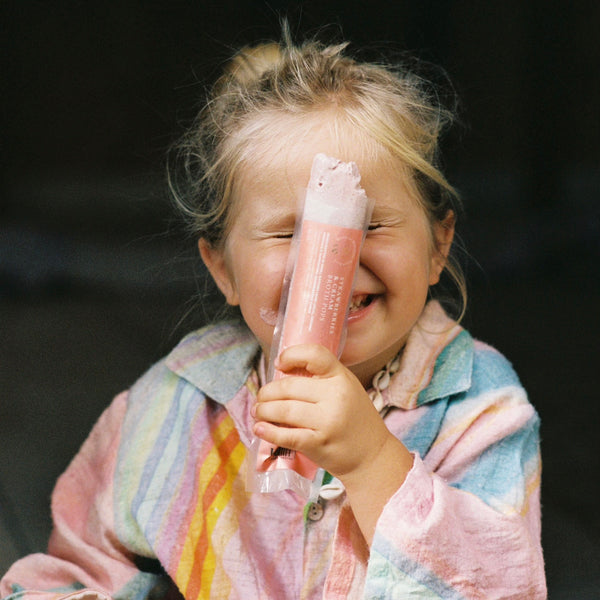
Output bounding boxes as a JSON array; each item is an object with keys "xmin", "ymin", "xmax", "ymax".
[
  {"xmin": 468, "ymin": 337, "xmax": 523, "ymax": 394},
  {"xmin": 388, "ymin": 302, "xmax": 526, "ymax": 409},
  {"xmin": 437, "ymin": 330, "xmax": 535, "ymax": 428},
  {"xmin": 415, "ymin": 326, "xmax": 524, "ymax": 408}
]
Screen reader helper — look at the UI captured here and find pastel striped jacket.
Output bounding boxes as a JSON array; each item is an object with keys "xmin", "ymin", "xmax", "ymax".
[{"xmin": 1, "ymin": 301, "xmax": 546, "ymax": 599}]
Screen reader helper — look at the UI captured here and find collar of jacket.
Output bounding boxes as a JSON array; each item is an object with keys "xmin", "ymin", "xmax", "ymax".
[{"xmin": 165, "ymin": 301, "xmax": 473, "ymax": 410}]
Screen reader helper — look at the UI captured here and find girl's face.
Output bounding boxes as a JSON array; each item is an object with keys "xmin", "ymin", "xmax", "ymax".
[{"xmin": 200, "ymin": 119, "xmax": 453, "ymax": 386}]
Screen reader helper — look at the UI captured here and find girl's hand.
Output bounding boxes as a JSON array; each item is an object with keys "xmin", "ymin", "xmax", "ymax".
[
  {"xmin": 254, "ymin": 343, "xmax": 413, "ymax": 544},
  {"xmin": 253, "ymin": 343, "xmax": 407, "ymax": 483}
]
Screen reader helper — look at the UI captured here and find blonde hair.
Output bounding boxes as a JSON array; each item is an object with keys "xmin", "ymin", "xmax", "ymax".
[{"xmin": 169, "ymin": 34, "xmax": 467, "ymax": 318}]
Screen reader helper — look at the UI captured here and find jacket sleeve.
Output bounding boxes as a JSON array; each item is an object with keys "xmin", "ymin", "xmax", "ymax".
[
  {"xmin": 0, "ymin": 393, "xmax": 171, "ymax": 600},
  {"xmin": 363, "ymin": 385, "xmax": 546, "ymax": 599}
]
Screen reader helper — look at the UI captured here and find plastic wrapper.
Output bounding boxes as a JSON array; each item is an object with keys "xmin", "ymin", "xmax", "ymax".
[{"xmin": 247, "ymin": 153, "xmax": 374, "ymax": 498}]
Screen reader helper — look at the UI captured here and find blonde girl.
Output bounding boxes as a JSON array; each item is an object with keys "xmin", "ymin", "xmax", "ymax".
[{"xmin": 1, "ymin": 34, "xmax": 545, "ymax": 599}]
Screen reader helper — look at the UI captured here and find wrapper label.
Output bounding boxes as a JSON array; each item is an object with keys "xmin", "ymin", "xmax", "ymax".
[
  {"xmin": 275, "ymin": 221, "xmax": 362, "ymax": 360},
  {"xmin": 257, "ymin": 220, "xmax": 364, "ymax": 478}
]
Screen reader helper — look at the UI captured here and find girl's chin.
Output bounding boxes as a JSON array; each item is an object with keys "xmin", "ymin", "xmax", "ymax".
[{"xmin": 339, "ymin": 341, "xmax": 377, "ymax": 373}]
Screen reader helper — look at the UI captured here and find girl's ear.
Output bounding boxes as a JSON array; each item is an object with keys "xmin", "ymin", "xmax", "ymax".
[
  {"xmin": 198, "ymin": 239, "xmax": 240, "ymax": 306},
  {"xmin": 429, "ymin": 211, "xmax": 455, "ymax": 286}
]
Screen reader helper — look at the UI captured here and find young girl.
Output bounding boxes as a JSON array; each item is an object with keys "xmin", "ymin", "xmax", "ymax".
[{"xmin": 1, "ymin": 35, "xmax": 546, "ymax": 599}]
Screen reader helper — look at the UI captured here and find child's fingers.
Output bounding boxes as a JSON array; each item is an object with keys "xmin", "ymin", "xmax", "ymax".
[
  {"xmin": 254, "ymin": 398, "xmax": 318, "ymax": 430},
  {"xmin": 257, "ymin": 374, "xmax": 320, "ymax": 405},
  {"xmin": 253, "ymin": 419, "xmax": 317, "ymax": 451},
  {"xmin": 275, "ymin": 343, "xmax": 340, "ymax": 377}
]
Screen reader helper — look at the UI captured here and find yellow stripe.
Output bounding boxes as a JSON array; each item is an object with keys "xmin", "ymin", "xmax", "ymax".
[
  {"xmin": 175, "ymin": 415, "xmax": 236, "ymax": 588},
  {"xmin": 198, "ymin": 438, "xmax": 247, "ymax": 599},
  {"xmin": 430, "ymin": 402, "xmax": 504, "ymax": 450},
  {"xmin": 521, "ymin": 457, "xmax": 541, "ymax": 517}
]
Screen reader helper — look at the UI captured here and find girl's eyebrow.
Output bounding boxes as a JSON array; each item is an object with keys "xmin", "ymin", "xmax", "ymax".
[
  {"xmin": 370, "ymin": 204, "xmax": 408, "ymax": 222},
  {"xmin": 250, "ymin": 207, "xmax": 296, "ymax": 231}
]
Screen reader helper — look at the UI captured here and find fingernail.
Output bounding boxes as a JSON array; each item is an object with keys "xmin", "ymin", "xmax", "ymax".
[{"xmin": 250, "ymin": 403, "xmax": 257, "ymax": 418}]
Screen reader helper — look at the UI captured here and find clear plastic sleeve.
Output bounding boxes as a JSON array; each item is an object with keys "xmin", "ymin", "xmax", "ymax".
[{"xmin": 247, "ymin": 153, "xmax": 374, "ymax": 498}]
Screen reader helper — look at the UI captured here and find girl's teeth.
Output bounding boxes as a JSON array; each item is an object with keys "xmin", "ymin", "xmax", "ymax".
[{"xmin": 349, "ymin": 294, "xmax": 369, "ymax": 312}]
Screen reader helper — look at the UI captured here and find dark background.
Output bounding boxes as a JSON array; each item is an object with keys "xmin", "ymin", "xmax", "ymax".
[{"xmin": 1, "ymin": 1, "xmax": 599, "ymax": 597}]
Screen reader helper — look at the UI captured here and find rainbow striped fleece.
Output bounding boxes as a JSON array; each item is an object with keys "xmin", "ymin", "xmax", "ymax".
[{"xmin": 1, "ymin": 301, "xmax": 546, "ymax": 599}]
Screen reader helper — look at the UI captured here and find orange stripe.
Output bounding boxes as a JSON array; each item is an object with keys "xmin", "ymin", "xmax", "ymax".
[
  {"xmin": 185, "ymin": 424, "xmax": 241, "ymax": 599},
  {"xmin": 170, "ymin": 409, "xmax": 229, "ymax": 576},
  {"xmin": 173, "ymin": 411, "xmax": 235, "ymax": 590}
]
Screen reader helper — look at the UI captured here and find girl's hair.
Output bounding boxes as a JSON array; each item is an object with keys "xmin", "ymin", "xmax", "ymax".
[{"xmin": 169, "ymin": 32, "xmax": 467, "ymax": 319}]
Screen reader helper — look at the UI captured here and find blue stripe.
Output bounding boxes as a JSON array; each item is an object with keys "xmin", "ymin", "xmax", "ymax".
[
  {"xmin": 467, "ymin": 344, "xmax": 522, "ymax": 397},
  {"xmin": 400, "ymin": 399, "xmax": 449, "ymax": 458},
  {"xmin": 366, "ymin": 534, "xmax": 466, "ymax": 599},
  {"xmin": 418, "ymin": 329, "xmax": 473, "ymax": 406},
  {"xmin": 452, "ymin": 413, "xmax": 540, "ymax": 512},
  {"xmin": 130, "ymin": 377, "xmax": 189, "ymax": 522},
  {"xmin": 144, "ymin": 384, "xmax": 207, "ymax": 545}
]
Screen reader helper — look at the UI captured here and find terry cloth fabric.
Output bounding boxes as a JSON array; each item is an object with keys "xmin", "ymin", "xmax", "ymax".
[{"xmin": 1, "ymin": 301, "xmax": 546, "ymax": 599}]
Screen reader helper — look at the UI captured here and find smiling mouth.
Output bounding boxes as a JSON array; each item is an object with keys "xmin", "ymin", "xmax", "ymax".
[{"xmin": 348, "ymin": 294, "xmax": 374, "ymax": 313}]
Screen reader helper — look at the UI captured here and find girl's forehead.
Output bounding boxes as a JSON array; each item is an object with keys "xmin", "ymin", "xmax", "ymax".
[
  {"xmin": 236, "ymin": 120, "xmax": 398, "ymax": 196},
  {"xmin": 237, "ymin": 152, "xmax": 413, "ymax": 214}
]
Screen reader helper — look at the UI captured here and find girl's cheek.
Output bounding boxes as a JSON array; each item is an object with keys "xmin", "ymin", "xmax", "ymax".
[
  {"xmin": 259, "ymin": 307, "xmax": 278, "ymax": 326},
  {"xmin": 262, "ymin": 248, "xmax": 290, "ymax": 290}
]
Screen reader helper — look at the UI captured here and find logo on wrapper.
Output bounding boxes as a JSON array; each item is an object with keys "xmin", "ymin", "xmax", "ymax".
[{"xmin": 331, "ymin": 235, "xmax": 357, "ymax": 266}]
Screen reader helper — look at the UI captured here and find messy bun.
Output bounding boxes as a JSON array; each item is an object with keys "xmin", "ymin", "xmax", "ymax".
[{"xmin": 218, "ymin": 42, "xmax": 283, "ymax": 88}]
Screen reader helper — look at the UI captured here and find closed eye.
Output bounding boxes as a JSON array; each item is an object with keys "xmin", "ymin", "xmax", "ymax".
[
  {"xmin": 253, "ymin": 229, "xmax": 295, "ymax": 241},
  {"xmin": 368, "ymin": 217, "xmax": 406, "ymax": 231}
]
